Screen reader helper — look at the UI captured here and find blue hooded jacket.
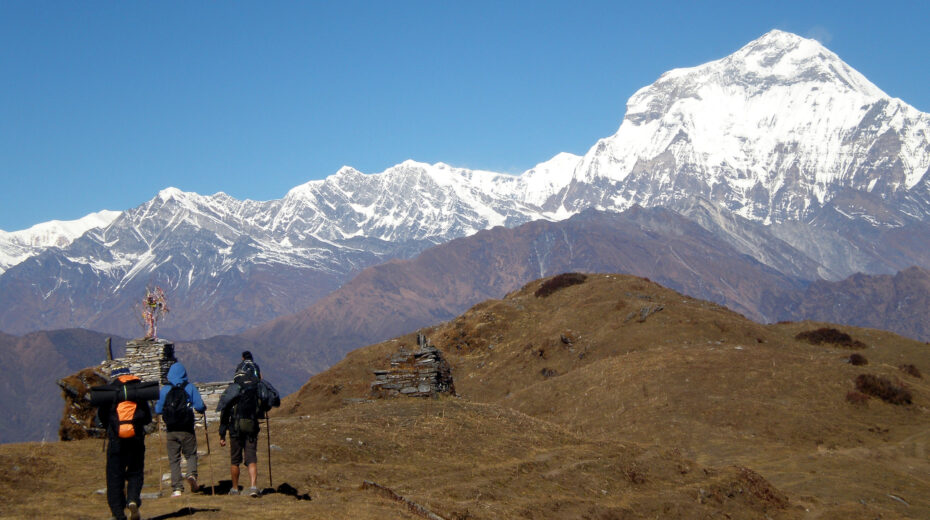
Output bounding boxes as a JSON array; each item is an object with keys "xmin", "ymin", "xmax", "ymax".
[{"xmin": 155, "ymin": 362, "xmax": 206, "ymax": 415}]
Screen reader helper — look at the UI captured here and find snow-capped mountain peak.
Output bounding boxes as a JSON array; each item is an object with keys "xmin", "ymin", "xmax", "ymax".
[
  {"xmin": 3, "ymin": 30, "xmax": 930, "ymax": 339},
  {"xmin": 572, "ymin": 29, "xmax": 930, "ymax": 224},
  {"xmin": 0, "ymin": 209, "xmax": 121, "ymax": 272}
]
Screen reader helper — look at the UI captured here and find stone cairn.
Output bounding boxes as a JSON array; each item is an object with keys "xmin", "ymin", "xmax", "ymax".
[
  {"xmin": 370, "ymin": 334, "xmax": 455, "ymax": 398},
  {"xmin": 58, "ymin": 337, "xmax": 230, "ymax": 440}
]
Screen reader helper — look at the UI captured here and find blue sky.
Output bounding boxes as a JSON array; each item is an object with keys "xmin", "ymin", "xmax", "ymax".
[{"xmin": 1, "ymin": 1, "xmax": 928, "ymax": 231}]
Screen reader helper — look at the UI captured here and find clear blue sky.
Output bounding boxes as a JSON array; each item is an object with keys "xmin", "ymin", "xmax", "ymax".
[{"xmin": 1, "ymin": 1, "xmax": 928, "ymax": 231}]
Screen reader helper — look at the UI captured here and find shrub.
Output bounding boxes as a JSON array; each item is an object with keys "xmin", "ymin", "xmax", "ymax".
[
  {"xmin": 846, "ymin": 391, "xmax": 869, "ymax": 405},
  {"xmin": 854, "ymin": 374, "xmax": 912, "ymax": 405},
  {"xmin": 535, "ymin": 273, "xmax": 588, "ymax": 298},
  {"xmin": 848, "ymin": 353, "xmax": 868, "ymax": 366},
  {"xmin": 795, "ymin": 328, "xmax": 867, "ymax": 349},
  {"xmin": 540, "ymin": 368, "xmax": 557, "ymax": 378},
  {"xmin": 899, "ymin": 364, "xmax": 923, "ymax": 378}
]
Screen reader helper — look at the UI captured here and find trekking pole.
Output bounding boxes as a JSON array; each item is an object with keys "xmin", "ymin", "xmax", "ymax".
[
  {"xmin": 158, "ymin": 426, "xmax": 166, "ymax": 497},
  {"xmin": 265, "ymin": 416, "xmax": 273, "ymax": 489},
  {"xmin": 202, "ymin": 413, "xmax": 211, "ymax": 455},
  {"xmin": 203, "ymin": 414, "xmax": 215, "ymax": 496}
]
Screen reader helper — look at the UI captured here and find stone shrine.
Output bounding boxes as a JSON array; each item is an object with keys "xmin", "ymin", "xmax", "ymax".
[{"xmin": 370, "ymin": 334, "xmax": 455, "ymax": 399}]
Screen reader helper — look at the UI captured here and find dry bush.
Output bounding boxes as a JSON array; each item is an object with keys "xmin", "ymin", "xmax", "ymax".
[
  {"xmin": 795, "ymin": 328, "xmax": 866, "ymax": 349},
  {"xmin": 899, "ymin": 364, "xmax": 922, "ymax": 378},
  {"xmin": 540, "ymin": 368, "xmax": 557, "ymax": 378},
  {"xmin": 854, "ymin": 374, "xmax": 912, "ymax": 405},
  {"xmin": 535, "ymin": 272, "xmax": 588, "ymax": 298},
  {"xmin": 845, "ymin": 391, "xmax": 869, "ymax": 405},
  {"xmin": 848, "ymin": 353, "xmax": 868, "ymax": 366}
]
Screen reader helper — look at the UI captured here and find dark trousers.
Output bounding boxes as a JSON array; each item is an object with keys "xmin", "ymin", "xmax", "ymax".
[{"xmin": 106, "ymin": 436, "xmax": 146, "ymax": 520}]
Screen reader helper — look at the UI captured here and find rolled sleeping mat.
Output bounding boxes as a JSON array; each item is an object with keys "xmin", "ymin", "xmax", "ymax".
[{"xmin": 89, "ymin": 381, "xmax": 160, "ymax": 406}]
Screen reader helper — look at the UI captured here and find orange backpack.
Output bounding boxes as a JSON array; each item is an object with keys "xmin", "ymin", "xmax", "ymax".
[{"xmin": 115, "ymin": 374, "xmax": 141, "ymax": 438}]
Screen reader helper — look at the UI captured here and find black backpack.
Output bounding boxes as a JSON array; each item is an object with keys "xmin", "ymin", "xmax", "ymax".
[
  {"xmin": 162, "ymin": 382, "xmax": 194, "ymax": 431},
  {"xmin": 232, "ymin": 374, "xmax": 260, "ymax": 438}
]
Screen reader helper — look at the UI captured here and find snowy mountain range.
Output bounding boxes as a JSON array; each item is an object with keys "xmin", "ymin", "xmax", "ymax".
[
  {"xmin": 2, "ymin": 29, "xmax": 929, "ymax": 339},
  {"xmin": 0, "ymin": 210, "xmax": 120, "ymax": 272}
]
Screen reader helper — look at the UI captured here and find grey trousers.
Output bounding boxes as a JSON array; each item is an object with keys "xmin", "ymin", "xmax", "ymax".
[{"xmin": 166, "ymin": 430, "xmax": 198, "ymax": 490}]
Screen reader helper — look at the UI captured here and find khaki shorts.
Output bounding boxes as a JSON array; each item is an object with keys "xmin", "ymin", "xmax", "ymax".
[{"xmin": 229, "ymin": 435, "xmax": 258, "ymax": 466}]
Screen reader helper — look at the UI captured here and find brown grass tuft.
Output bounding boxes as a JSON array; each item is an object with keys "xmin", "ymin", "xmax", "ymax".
[
  {"xmin": 535, "ymin": 272, "xmax": 588, "ymax": 297},
  {"xmin": 795, "ymin": 328, "xmax": 867, "ymax": 349},
  {"xmin": 854, "ymin": 374, "xmax": 912, "ymax": 405},
  {"xmin": 845, "ymin": 391, "xmax": 869, "ymax": 405},
  {"xmin": 899, "ymin": 364, "xmax": 923, "ymax": 378},
  {"xmin": 848, "ymin": 353, "xmax": 868, "ymax": 366}
]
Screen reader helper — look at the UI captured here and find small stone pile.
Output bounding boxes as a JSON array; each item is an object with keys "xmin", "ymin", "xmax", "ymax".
[{"xmin": 370, "ymin": 334, "xmax": 455, "ymax": 398}]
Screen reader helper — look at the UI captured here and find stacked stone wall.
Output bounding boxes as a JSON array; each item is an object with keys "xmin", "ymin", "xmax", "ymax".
[
  {"xmin": 370, "ymin": 335, "xmax": 455, "ymax": 399},
  {"xmin": 195, "ymin": 381, "xmax": 229, "ymax": 424}
]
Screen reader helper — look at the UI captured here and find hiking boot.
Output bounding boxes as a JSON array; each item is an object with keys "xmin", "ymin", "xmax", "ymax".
[
  {"xmin": 186, "ymin": 474, "xmax": 199, "ymax": 492},
  {"xmin": 171, "ymin": 489, "xmax": 183, "ymax": 497},
  {"xmin": 127, "ymin": 501, "xmax": 140, "ymax": 520},
  {"xmin": 249, "ymin": 486, "xmax": 260, "ymax": 498},
  {"xmin": 228, "ymin": 488, "xmax": 240, "ymax": 496}
]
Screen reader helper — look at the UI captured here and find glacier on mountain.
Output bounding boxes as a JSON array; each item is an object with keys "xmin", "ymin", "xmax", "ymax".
[{"xmin": 2, "ymin": 29, "xmax": 930, "ymax": 338}]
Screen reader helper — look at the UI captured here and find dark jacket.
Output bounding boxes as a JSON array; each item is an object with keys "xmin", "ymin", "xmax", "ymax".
[
  {"xmin": 96, "ymin": 375, "xmax": 153, "ymax": 440},
  {"xmin": 234, "ymin": 359, "xmax": 261, "ymax": 379},
  {"xmin": 217, "ymin": 376, "xmax": 262, "ymax": 440}
]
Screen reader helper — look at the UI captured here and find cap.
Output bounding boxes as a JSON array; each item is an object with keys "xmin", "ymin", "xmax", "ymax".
[{"xmin": 109, "ymin": 365, "xmax": 131, "ymax": 378}]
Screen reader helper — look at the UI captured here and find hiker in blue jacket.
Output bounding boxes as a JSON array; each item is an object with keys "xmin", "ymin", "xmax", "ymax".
[{"xmin": 155, "ymin": 362, "xmax": 206, "ymax": 497}]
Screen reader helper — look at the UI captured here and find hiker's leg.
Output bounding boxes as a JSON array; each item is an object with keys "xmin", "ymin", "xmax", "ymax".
[
  {"xmin": 180, "ymin": 431, "xmax": 198, "ymax": 479},
  {"xmin": 105, "ymin": 438, "xmax": 127, "ymax": 519},
  {"xmin": 247, "ymin": 462, "xmax": 258, "ymax": 488},
  {"xmin": 166, "ymin": 431, "xmax": 183, "ymax": 490},
  {"xmin": 125, "ymin": 438, "xmax": 146, "ymax": 507},
  {"xmin": 244, "ymin": 437, "xmax": 259, "ymax": 487},
  {"xmin": 229, "ymin": 436, "xmax": 244, "ymax": 490}
]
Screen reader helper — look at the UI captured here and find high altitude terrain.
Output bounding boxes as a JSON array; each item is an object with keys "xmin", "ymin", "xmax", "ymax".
[
  {"xmin": 1, "ymin": 30, "xmax": 929, "ymax": 339},
  {"xmin": 3, "ymin": 274, "xmax": 927, "ymax": 519}
]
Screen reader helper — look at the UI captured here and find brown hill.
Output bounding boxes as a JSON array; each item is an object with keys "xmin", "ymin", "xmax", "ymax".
[
  {"xmin": 784, "ymin": 266, "xmax": 930, "ymax": 341},
  {"xmin": 2, "ymin": 274, "xmax": 927, "ymax": 518},
  {"xmin": 0, "ymin": 329, "xmax": 126, "ymax": 443},
  {"xmin": 285, "ymin": 273, "xmax": 930, "ymax": 518},
  {"xmin": 217, "ymin": 208, "xmax": 804, "ymax": 392}
]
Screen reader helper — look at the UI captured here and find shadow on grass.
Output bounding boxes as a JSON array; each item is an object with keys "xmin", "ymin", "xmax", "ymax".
[
  {"xmin": 194, "ymin": 479, "xmax": 311, "ymax": 501},
  {"xmin": 149, "ymin": 507, "xmax": 220, "ymax": 519}
]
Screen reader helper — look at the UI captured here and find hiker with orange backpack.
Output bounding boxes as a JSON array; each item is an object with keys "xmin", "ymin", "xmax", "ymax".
[{"xmin": 94, "ymin": 365, "xmax": 154, "ymax": 520}]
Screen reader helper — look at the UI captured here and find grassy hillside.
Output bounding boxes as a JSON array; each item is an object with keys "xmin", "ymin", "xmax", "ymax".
[{"xmin": 2, "ymin": 274, "xmax": 927, "ymax": 519}]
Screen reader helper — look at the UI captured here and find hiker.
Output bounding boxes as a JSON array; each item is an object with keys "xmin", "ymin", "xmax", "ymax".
[
  {"xmin": 234, "ymin": 350, "xmax": 261, "ymax": 379},
  {"xmin": 96, "ymin": 365, "xmax": 153, "ymax": 520},
  {"xmin": 155, "ymin": 361, "xmax": 206, "ymax": 497},
  {"xmin": 217, "ymin": 366, "xmax": 264, "ymax": 497}
]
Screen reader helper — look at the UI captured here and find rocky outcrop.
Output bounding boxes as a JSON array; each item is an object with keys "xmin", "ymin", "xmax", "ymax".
[
  {"xmin": 370, "ymin": 335, "xmax": 455, "ymax": 399},
  {"xmin": 57, "ymin": 367, "xmax": 108, "ymax": 441}
]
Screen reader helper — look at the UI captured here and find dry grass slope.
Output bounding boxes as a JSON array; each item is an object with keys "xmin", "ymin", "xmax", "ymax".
[{"xmin": 4, "ymin": 274, "xmax": 929, "ymax": 519}]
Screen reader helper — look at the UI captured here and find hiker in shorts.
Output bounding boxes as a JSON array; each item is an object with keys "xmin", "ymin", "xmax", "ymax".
[
  {"xmin": 155, "ymin": 361, "xmax": 206, "ymax": 497},
  {"xmin": 96, "ymin": 365, "xmax": 153, "ymax": 520},
  {"xmin": 217, "ymin": 366, "xmax": 263, "ymax": 497}
]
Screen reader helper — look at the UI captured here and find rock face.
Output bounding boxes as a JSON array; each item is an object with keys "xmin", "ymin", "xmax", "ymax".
[
  {"xmin": 4, "ymin": 31, "xmax": 930, "ymax": 340},
  {"xmin": 57, "ymin": 337, "xmax": 230, "ymax": 440},
  {"xmin": 370, "ymin": 335, "xmax": 455, "ymax": 399},
  {"xmin": 57, "ymin": 367, "xmax": 107, "ymax": 441}
]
